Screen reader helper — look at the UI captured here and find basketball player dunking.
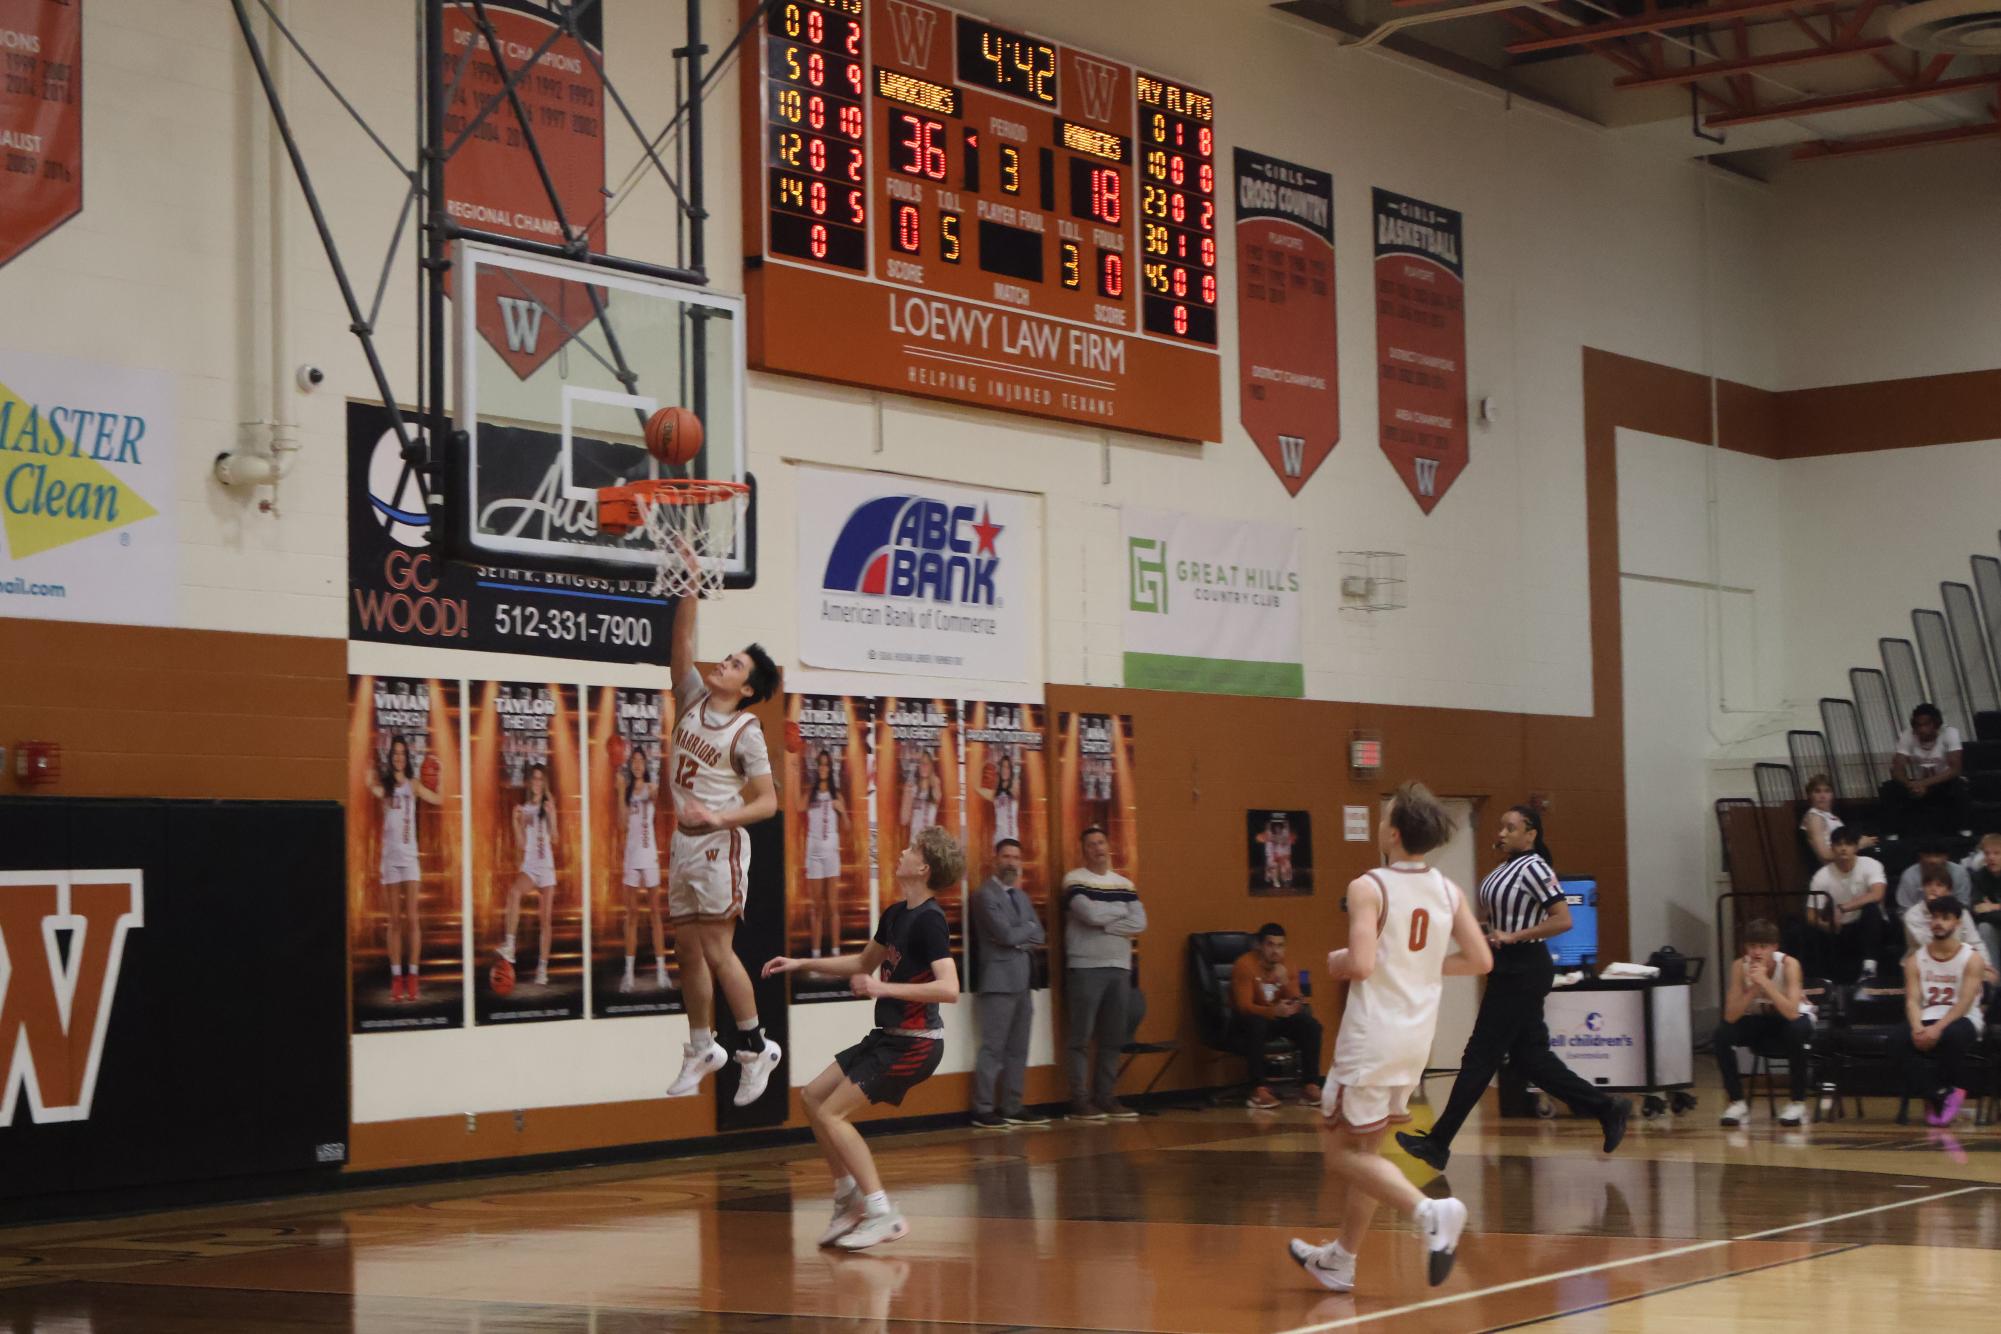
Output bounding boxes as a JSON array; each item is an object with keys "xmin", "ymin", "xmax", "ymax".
[
  {"xmin": 1290, "ymin": 781, "xmax": 1492, "ymax": 1293},
  {"xmin": 661, "ymin": 580, "xmax": 786, "ymax": 1107}
]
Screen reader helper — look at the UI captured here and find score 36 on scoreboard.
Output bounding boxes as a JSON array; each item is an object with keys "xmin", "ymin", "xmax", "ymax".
[{"xmin": 742, "ymin": 0, "xmax": 1223, "ymax": 443}]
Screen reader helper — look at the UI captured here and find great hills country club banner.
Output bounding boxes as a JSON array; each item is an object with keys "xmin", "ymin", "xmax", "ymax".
[
  {"xmin": 1235, "ymin": 149, "xmax": 1337, "ymax": 496},
  {"xmin": 1121, "ymin": 507, "xmax": 1303, "ymax": 697},
  {"xmin": 0, "ymin": 350, "xmax": 177, "ymax": 626}
]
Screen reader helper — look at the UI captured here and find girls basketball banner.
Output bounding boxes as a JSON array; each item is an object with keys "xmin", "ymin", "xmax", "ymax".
[
  {"xmin": 963, "ymin": 700, "xmax": 1051, "ymax": 990},
  {"xmin": 1234, "ymin": 150, "xmax": 1338, "ymax": 496},
  {"xmin": 875, "ymin": 697, "xmax": 964, "ymax": 958},
  {"xmin": 347, "ymin": 676, "xmax": 464, "ymax": 1033},
  {"xmin": 587, "ymin": 686, "xmax": 680, "ymax": 1017},
  {"xmin": 0, "ymin": 0, "xmax": 82, "ymax": 271},
  {"xmin": 1122, "ymin": 507, "xmax": 1304, "ymax": 698},
  {"xmin": 470, "ymin": 680, "xmax": 585, "ymax": 1025},
  {"xmin": 1247, "ymin": 809, "xmax": 1314, "ymax": 896},
  {"xmin": 784, "ymin": 693, "xmax": 876, "ymax": 1004},
  {"xmin": 1372, "ymin": 189, "xmax": 1468, "ymax": 514}
]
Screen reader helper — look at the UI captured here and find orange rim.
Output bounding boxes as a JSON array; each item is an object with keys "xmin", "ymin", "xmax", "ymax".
[{"xmin": 598, "ymin": 478, "xmax": 748, "ymax": 508}]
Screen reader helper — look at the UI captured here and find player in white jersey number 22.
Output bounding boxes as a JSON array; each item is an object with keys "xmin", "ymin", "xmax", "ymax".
[
  {"xmin": 660, "ymin": 572, "xmax": 787, "ymax": 1109},
  {"xmin": 1290, "ymin": 781, "xmax": 1493, "ymax": 1295}
]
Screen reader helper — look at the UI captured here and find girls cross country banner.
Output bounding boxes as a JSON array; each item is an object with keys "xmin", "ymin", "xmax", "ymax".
[
  {"xmin": 347, "ymin": 676, "xmax": 464, "ymax": 1033},
  {"xmin": 963, "ymin": 701, "xmax": 1051, "ymax": 990},
  {"xmin": 1234, "ymin": 150, "xmax": 1338, "ymax": 496},
  {"xmin": 784, "ymin": 693, "xmax": 876, "ymax": 1004},
  {"xmin": 588, "ymin": 686, "xmax": 681, "ymax": 1017},
  {"xmin": 469, "ymin": 680, "xmax": 585, "ymax": 1025},
  {"xmin": 1373, "ymin": 189, "xmax": 1468, "ymax": 514},
  {"xmin": 1122, "ymin": 507, "xmax": 1304, "ymax": 698}
]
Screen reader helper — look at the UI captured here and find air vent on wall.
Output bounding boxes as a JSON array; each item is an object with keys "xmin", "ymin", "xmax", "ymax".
[{"xmin": 1887, "ymin": 0, "xmax": 2001, "ymax": 53}]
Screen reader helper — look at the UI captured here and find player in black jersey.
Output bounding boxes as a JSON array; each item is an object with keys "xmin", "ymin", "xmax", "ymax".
[{"xmin": 763, "ymin": 824, "xmax": 964, "ymax": 1250}]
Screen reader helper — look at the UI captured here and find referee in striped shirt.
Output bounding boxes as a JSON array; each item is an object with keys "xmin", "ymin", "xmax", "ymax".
[{"xmin": 1396, "ymin": 805, "xmax": 1630, "ymax": 1171}]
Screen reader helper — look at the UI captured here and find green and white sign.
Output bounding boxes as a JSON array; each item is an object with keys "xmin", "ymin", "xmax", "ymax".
[{"xmin": 1122, "ymin": 507, "xmax": 1303, "ymax": 697}]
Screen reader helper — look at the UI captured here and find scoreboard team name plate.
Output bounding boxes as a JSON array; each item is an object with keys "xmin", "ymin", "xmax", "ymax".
[{"xmin": 743, "ymin": 0, "xmax": 1222, "ymax": 442}]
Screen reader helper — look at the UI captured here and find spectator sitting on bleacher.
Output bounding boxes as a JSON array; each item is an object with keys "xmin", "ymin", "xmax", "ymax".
[
  {"xmin": 1879, "ymin": 703, "xmax": 1971, "ymax": 840},
  {"xmin": 1229, "ymin": 923, "xmax": 1323, "ymax": 1109},
  {"xmin": 1894, "ymin": 841, "xmax": 1972, "ymax": 912},
  {"xmin": 1969, "ymin": 833, "xmax": 2001, "ymax": 970},
  {"xmin": 1897, "ymin": 896, "xmax": 1986, "ymax": 1128},
  {"xmin": 1808, "ymin": 827, "xmax": 1886, "ymax": 983},
  {"xmin": 1801, "ymin": 776, "xmax": 1875, "ymax": 865},
  {"xmin": 1900, "ymin": 867, "xmax": 1996, "ymax": 979},
  {"xmin": 1713, "ymin": 919, "xmax": 1810, "ymax": 1128}
]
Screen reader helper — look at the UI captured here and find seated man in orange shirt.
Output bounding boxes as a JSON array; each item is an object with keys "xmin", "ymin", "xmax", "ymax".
[{"xmin": 1231, "ymin": 923, "xmax": 1324, "ymax": 1107}]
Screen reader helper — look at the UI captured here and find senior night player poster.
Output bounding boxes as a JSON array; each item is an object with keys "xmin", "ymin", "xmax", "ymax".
[
  {"xmin": 785, "ymin": 693, "xmax": 876, "ymax": 1004},
  {"xmin": 348, "ymin": 676, "xmax": 465, "ymax": 1033},
  {"xmin": 1054, "ymin": 712, "xmax": 1142, "ymax": 969},
  {"xmin": 1235, "ymin": 150, "xmax": 1338, "ymax": 495},
  {"xmin": 876, "ymin": 697, "xmax": 964, "ymax": 957},
  {"xmin": 588, "ymin": 686, "xmax": 681, "ymax": 1017},
  {"xmin": 963, "ymin": 701, "xmax": 1051, "ymax": 990},
  {"xmin": 1373, "ymin": 189, "xmax": 1468, "ymax": 513},
  {"xmin": 470, "ymin": 680, "xmax": 585, "ymax": 1025}
]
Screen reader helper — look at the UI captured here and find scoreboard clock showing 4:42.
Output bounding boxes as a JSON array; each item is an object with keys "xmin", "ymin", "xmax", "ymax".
[{"xmin": 742, "ymin": 0, "xmax": 1222, "ymax": 442}]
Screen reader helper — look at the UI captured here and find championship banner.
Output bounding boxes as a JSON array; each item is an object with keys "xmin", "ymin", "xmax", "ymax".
[
  {"xmin": 470, "ymin": 680, "xmax": 585, "ymax": 1024},
  {"xmin": 796, "ymin": 463, "xmax": 1039, "ymax": 685},
  {"xmin": 875, "ymin": 697, "xmax": 963, "ymax": 957},
  {"xmin": 346, "ymin": 403, "xmax": 668, "ymax": 662},
  {"xmin": 587, "ymin": 686, "xmax": 681, "ymax": 1017},
  {"xmin": 0, "ymin": 350, "xmax": 177, "ymax": 627},
  {"xmin": 1122, "ymin": 507, "xmax": 1304, "ymax": 698},
  {"xmin": 442, "ymin": 0, "xmax": 607, "ymax": 378},
  {"xmin": 1247, "ymin": 808, "xmax": 1314, "ymax": 896},
  {"xmin": 348, "ymin": 676, "xmax": 465, "ymax": 1033},
  {"xmin": 962, "ymin": 701, "xmax": 1050, "ymax": 990},
  {"xmin": 1372, "ymin": 188, "xmax": 1467, "ymax": 514},
  {"xmin": 0, "ymin": 0, "xmax": 82, "ymax": 270},
  {"xmin": 1234, "ymin": 150, "xmax": 1337, "ymax": 496},
  {"xmin": 784, "ymin": 693, "xmax": 876, "ymax": 1003}
]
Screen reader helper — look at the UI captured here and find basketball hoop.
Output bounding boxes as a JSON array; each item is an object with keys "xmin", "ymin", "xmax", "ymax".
[{"xmin": 597, "ymin": 478, "xmax": 748, "ymax": 599}]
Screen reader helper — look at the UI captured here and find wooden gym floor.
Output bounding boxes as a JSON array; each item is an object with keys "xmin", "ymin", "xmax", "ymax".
[{"xmin": 0, "ymin": 1086, "xmax": 1995, "ymax": 1331}]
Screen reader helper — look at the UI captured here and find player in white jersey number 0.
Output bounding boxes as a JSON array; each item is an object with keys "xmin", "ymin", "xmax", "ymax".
[
  {"xmin": 660, "ymin": 568, "xmax": 787, "ymax": 1108},
  {"xmin": 1290, "ymin": 781, "xmax": 1493, "ymax": 1295}
]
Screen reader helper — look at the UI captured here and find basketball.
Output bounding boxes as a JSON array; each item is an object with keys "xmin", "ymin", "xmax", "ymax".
[
  {"xmin": 644, "ymin": 406, "xmax": 704, "ymax": 467},
  {"xmin": 420, "ymin": 753, "xmax": 441, "ymax": 789},
  {"xmin": 608, "ymin": 734, "xmax": 629, "ymax": 772},
  {"xmin": 785, "ymin": 719, "xmax": 804, "ymax": 755},
  {"xmin": 489, "ymin": 956, "xmax": 516, "ymax": 997}
]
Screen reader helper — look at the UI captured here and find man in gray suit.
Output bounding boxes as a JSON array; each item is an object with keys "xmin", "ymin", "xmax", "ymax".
[{"xmin": 971, "ymin": 838, "xmax": 1049, "ymax": 1129}]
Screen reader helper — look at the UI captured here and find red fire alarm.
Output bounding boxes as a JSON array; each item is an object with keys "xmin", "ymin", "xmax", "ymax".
[{"xmin": 17, "ymin": 741, "xmax": 61, "ymax": 786}]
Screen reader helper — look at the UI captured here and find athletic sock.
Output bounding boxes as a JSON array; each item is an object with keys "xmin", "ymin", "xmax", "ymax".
[
  {"xmin": 1330, "ymin": 1240, "xmax": 1356, "ymax": 1262},
  {"xmin": 391, "ymin": 965, "xmax": 403, "ymax": 977},
  {"xmin": 409, "ymin": 965, "xmax": 420, "ymax": 979},
  {"xmin": 737, "ymin": 1017, "xmax": 765, "ymax": 1053},
  {"xmin": 863, "ymin": 1190, "xmax": 890, "ymax": 1216},
  {"xmin": 623, "ymin": 954, "xmax": 635, "ymax": 978},
  {"xmin": 690, "ymin": 1027, "xmax": 716, "ymax": 1052},
  {"xmin": 834, "ymin": 1174, "xmax": 857, "ymax": 1198}
]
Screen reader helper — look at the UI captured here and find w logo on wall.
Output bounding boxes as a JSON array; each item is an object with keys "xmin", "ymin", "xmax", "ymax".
[
  {"xmin": 885, "ymin": 0, "xmax": 939, "ymax": 68},
  {"xmin": 0, "ymin": 871, "xmax": 144, "ymax": 1126},
  {"xmin": 1070, "ymin": 55, "xmax": 1122, "ymax": 125}
]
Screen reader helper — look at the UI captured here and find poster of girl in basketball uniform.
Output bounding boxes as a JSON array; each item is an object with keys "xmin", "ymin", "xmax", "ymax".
[
  {"xmin": 471, "ymin": 681, "xmax": 585, "ymax": 1025},
  {"xmin": 1247, "ymin": 809, "xmax": 1313, "ymax": 895},
  {"xmin": 1056, "ymin": 713, "xmax": 1143, "ymax": 975},
  {"xmin": 876, "ymin": 697, "xmax": 963, "ymax": 956},
  {"xmin": 347, "ymin": 676, "xmax": 464, "ymax": 1033},
  {"xmin": 588, "ymin": 686, "xmax": 681, "ymax": 1017},
  {"xmin": 784, "ymin": 693, "xmax": 876, "ymax": 1003},
  {"xmin": 964, "ymin": 701, "xmax": 1051, "ymax": 989}
]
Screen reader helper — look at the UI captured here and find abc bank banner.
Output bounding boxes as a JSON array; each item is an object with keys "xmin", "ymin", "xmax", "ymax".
[
  {"xmin": 0, "ymin": 351, "xmax": 178, "ymax": 626},
  {"xmin": 1122, "ymin": 507, "xmax": 1303, "ymax": 698},
  {"xmin": 796, "ymin": 464, "xmax": 1038, "ymax": 685}
]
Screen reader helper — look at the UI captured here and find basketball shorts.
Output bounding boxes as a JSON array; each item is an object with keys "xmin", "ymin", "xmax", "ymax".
[
  {"xmin": 518, "ymin": 865, "xmax": 556, "ymax": 891},
  {"xmin": 835, "ymin": 1030, "xmax": 944, "ymax": 1106},
  {"xmin": 1321, "ymin": 1080, "xmax": 1415, "ymax": 1134},
  {"xmin": 805, "ymin": 840, "xmax": 840, "ymax": 880},
  {"xmin": 669, "ymin": 827, "xmax": 747, "ymax": 923},
  {"xmin": 380, "ymin": 856, "xmax": 420, "ymax": 885},
  {"xmin": 623, "ymin": 864, "xmax": 660, "ymax": 889}
]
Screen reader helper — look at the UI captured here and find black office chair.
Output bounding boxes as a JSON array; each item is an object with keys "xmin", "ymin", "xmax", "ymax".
[{"xmin": 1188, "ymin": 932, "xmax": 1305, "ymax": 1102}]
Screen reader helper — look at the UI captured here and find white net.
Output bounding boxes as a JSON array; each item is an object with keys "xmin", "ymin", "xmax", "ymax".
[{"xmin": 613, "ymin": 481, "xmax": 743, "ymax": 600}]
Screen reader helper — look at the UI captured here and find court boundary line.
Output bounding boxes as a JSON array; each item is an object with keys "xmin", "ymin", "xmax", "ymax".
[
  {"xmin": 1275, "ymin": 1184, "xmax": 1990, "ymax": 1333},
  {"xmin": 1468, "ymin": 1241, "xmax": 1865, "ymax": 1332}
]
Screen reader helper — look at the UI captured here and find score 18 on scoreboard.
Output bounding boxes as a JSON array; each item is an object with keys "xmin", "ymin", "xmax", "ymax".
[{"xmin": 741, "ymin": 0, "xmax": 1222, "ymax": 442}]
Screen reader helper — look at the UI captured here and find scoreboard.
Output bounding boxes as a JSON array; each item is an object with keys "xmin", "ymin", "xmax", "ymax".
[{"xmin": 741, "ymin": 0, "xmax": 1222, "ymax": 442}]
